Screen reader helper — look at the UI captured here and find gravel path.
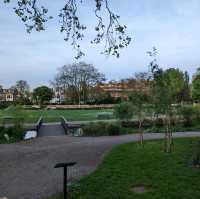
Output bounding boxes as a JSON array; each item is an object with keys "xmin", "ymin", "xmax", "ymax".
[{"xmin": 0, "ymin": 132, "xmax": 200, "ymax": 199}]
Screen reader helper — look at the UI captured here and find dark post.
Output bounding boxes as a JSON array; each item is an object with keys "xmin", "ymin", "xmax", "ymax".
[{"xmin": 54, "ymin": 162, "xmax": 77, "ymax": 199}]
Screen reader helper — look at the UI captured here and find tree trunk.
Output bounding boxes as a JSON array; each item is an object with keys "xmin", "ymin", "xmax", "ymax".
[
  {"xmin": 165, "ymin": 116, "xmax": 173, "ymax": 153},
  {"xmin": 139, "ymin": 120, "xmax": 144, "ymax": 147},
  {"xmin": 163, "ymin": 117, "xmax": 168, "ymax": 152}
]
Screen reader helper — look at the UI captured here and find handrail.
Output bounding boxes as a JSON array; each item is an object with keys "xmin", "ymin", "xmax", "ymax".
[
  {"xmin": 60, "ymin": 116, "xmax": 68, "ymax": 134},
  {"xmin": 36, "ymin": 116, "xmax": 43, "ymax": 132},
  {"xmin": 60, "ymin": 116, "xmax": 84, "ymax": 136}
]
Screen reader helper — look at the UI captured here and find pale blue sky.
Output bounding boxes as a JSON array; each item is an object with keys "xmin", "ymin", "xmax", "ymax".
[{"xmin": 1, "ymin": 0, "xmax": 200, "ymax": 88}]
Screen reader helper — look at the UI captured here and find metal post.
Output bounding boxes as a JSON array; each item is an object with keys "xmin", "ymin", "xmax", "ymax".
[
  {"xmin": 54, "ymin": 162, "xmax": 77, "ymax": 199},
  {"xmin": 64, "ymin": 166, "xmax": 67, "ymax": 199}
]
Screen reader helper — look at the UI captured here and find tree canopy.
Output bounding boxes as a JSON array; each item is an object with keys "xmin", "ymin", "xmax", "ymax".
[
  {"xmin": 52, "ymin": 62, "xmax": 105, "ymax": 104},
  {"xmin": 32, "ymin": 86, "xmax": 53, "ymax": 105},
  {"xmin": 192, "ymin": 68, "xmax": 200, "ymax": 102},
  {"xmin": 15, "ymin": 80, "xmax": 30, "ymax": 97},
  {"xmin": 163, "ymin": 68, "xmax": 185, "ymax": 102}
]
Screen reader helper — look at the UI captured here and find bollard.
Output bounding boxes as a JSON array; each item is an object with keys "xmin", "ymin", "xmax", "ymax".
[{"xmin": 54, "ymin": 162, "xmax": 77, "ymax": 199}]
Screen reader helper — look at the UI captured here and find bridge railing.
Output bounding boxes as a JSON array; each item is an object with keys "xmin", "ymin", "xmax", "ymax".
[
  {"xmin": 60, "ymin": 116, "xmax": 84, "ymax": 136},
  {"xmin": 60, "ymin": 116, "xmax": 68, "ymax": 134},
  {"xmin": 36, "ymin": 116, "xmax": 43, "ymax": 133}
]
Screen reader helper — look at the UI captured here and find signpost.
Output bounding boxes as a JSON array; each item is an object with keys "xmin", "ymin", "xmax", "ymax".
[{"xmin": 54, "ymin": 162, "xmax": 77, "ymax": 199}]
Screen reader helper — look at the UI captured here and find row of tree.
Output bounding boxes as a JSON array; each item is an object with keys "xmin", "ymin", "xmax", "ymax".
[
  {"xmin": 115, "ymin": 48, "xmax": 200, "ymax": 153},
  {"xmin": 51, "ymin": 61, "xmax": 200, "ymax": 105},
  {"xmin": 0, "ymin": 81, "xmax": 53, "ymax": 106},
  {"xmin": 2, "ymin": 60, "xmax": 200, "ymax": 106}
]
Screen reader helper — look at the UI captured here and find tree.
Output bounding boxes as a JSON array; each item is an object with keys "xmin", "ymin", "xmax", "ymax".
[
  {"xmin": 179, "ymin": 71, "xmax": 191, "ymax": 103},
  {"xmin": 15, "ymin": 80, "xmax": 30, "ymax": 96},
  {"xmin": 152, "ymin": 68, "xmax": 174, "ymax": 153},
  {"xmin": 32, "ymin": 86, "xmax": 53, "ymax": 106},
  {"xmin": 129, "ymin": 90, "xmax": 149, "ymax": 146},
  {"xmin": 114, "ymin": 101, "xmax": 134, "ymax": 122},
  {"xmin": 148, "ymin": 47, "xmax": 174, "ymax": 153},
  {"xmin": 52, "ymin": 62, "xmax": 105, "ymax": 105},
  {"xmin": 15, "ymin": 80, "xmax": 30, "ymax": 104},
  {"xmin": 3, "ymin": 0, "xmax": 131, "ymax": 59},
  {"xmin": 163, "ymin": 68, "xmax": 185, "ymax": 103},
  {"xmin": 192, "ymin": 68, "xmax": 200, "ymax": 102}
]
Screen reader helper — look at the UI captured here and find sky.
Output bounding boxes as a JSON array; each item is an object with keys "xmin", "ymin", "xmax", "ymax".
[{"xmin": 1, "ymin": 0, "xmax": 200, "ymax": 88}]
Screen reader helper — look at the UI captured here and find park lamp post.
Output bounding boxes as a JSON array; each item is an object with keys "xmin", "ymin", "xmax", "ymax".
[{"xmin": 54, "ymin": 162, "xmax": 77, "ymax": 199}]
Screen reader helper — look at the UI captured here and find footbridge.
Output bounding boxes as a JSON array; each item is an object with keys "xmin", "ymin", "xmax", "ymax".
[{"xmin": 35, "ymin": 116, "xmax": 83, "ymax": 137}]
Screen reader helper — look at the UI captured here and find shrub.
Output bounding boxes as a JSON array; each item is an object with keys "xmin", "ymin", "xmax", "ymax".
[
  {"xmin": 0, "ymin": 102, "xmax": 10, "ymax": 109},
  {"xmin": 142, "ymin": 119, "xmax": 153, "ymax": 128},
  {"xmin": 0, "ymin": 126, "xmax": 5, "ymax": 140},
  {"xmin": 83, "ymin": 122, "xmax": 107, "ymax": 136},
  {"xmin": 178, "ymin": 106, "xmax": 195, "ymax": 127},
  {"xmin": 106, "ymin": 123, "xmax": 121, "ymax": 136},
  {"xmin": 121, "ymin": 121, "xmax": 138, "ymax": 128},
  {"xmin": 83, "ymin": 122, "xmax": 121, "ymax": 136},
  {"xmin": 122, "ymin": 119, "xmax": 153, "ymax": 128},
  {"xmin": 154, "ymin": 117, "xmax": 164, "ymax": 128},
  {"xmin": 0, "ymin": 126, "xmax": 24, "ymax": 143},
  {"xmin": 193, "ymin": 106, "xmax": 200, "ymax": 123},
  {"xmin": 114, "ymin": 102, "xmax": 134, "ymax": 122}
]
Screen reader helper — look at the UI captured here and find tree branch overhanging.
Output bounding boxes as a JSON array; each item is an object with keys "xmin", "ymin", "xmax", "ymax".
[{"xmin": 3, "ymin": 0, "xmax": 132, "ymax": 59}]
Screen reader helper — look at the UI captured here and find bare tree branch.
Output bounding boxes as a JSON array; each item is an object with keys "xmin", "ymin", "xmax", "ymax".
[{"xmin": 3, "ymin": 0, "xmax": 132, "ymax": 59}]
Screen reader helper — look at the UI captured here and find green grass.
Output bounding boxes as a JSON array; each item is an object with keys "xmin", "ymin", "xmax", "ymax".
[
  {"xmin": 52, "ymin": 138, "xmax": 200, "ymax": 199},
  {"xmin": 0, "ymin": 109, "xmax": 114, "ymax": 123}
]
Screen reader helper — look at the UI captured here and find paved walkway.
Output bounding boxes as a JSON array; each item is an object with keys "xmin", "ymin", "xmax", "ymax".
[
  {"xmin": 38, "ymin": 123, "xmax": 65, "ymax": 137},
  {"xmin": 0, "ymin": 132, "xmax": 200, "ymax": 199}
]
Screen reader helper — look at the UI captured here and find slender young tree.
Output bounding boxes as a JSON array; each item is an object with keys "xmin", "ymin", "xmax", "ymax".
[
  {"xmin": 148, "ymin": 47, "xmax": 174, "ymax": 153},
  {"xmin": 129, "ymin": 90, "xmax": 149, "ymax": 146}
]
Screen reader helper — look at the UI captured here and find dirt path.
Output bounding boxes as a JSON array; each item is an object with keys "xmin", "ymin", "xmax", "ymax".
[{"xmin": 0, "ymin": 132, "xmax": 200, "ymax": 199}]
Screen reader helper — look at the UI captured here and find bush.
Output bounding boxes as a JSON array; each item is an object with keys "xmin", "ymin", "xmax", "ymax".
[
  {"xmin": 0, "ymin": 126, "xmax": 24, "ymax": 143},
  {"xmin": 193, "ymin": 106, "xmax": 200, "ymax": 123},
  {"xmin": 154, "ymin": 117, "xmax": 164, "ymax": 128},
  {"xmin": 121, "ymin": 121, "xmax": 138, "ymax": 128},
  {"xmin": 122, "ymin": 119, "xmax": 153, "ymax": 128},
  {"xmin": 0, "ymin": 126, "xmax": 5, "ymax": 140},
  {"xmin": 83, "ymin": 122, "xmax": 121, "ymax": 136},
  {"xmin": 106, "ymin": 123, "xmax": 121, "ymax": 136},
  {"xmin": 178, "ymin": 106, "xmax": 195, "ymax": 127},
  {"xmin": 83, "ymin": 122, "xmax": 107, "ymax": 136},
  {"xmin": 0, "ymin": 102, "xmax": 10, "ymax": 109},
  {"xmin": 114, "ymin": 102, "xmax": 134, "ymax": 121}
]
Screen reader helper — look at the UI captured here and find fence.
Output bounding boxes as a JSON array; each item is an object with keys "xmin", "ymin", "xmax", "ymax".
[{"xmin": 46, "ymin": 104, "xmax": 115, "ymax": 110}]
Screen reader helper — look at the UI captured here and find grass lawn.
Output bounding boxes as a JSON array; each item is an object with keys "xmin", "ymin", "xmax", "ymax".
[
  {"xmin": 0, "ymin": 109, "xmax": 114, "ymax": 123},
  {"xmin": 52, "ymin": 138, "xmax": 200, "ymax": 199}
]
